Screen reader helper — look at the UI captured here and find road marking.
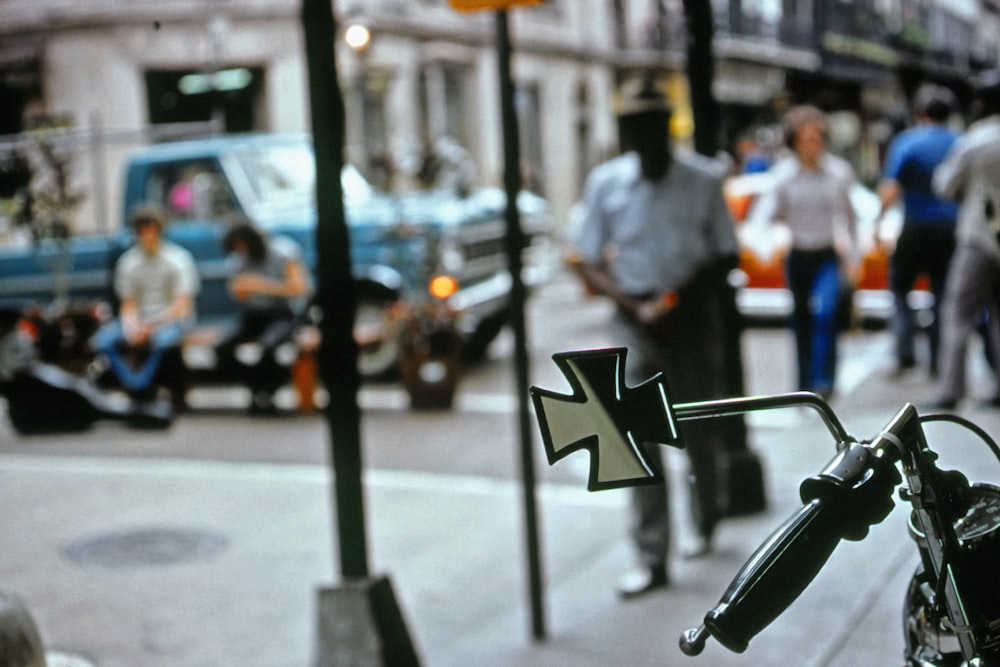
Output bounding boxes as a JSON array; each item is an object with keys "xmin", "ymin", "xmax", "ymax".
[
  {"xmin": 0, "ymin": 453, "xmax": 624, "ymax": 508},
  {"xmin": 359, "ymin": 387, "xmax": 520, "ymax": 414},
  {"xmin": 837, "ymin": 331, "xmax": 894, "ymax": 395}
]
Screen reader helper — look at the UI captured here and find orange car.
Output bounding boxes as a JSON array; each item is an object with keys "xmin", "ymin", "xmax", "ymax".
[{"xmin": 724, "ymin": 172, "xmax": 931, "ymax": 324}]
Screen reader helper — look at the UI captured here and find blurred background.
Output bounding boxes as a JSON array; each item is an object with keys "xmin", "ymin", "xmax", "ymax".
[{"xmin": 2, "ymin": 0, "xmax": 997, "ymax": 240}]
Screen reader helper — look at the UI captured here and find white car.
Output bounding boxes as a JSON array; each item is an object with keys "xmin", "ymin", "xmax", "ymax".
[{"xmin": 724, "ymin": 171, "xmax": 930, "ymax": 324}]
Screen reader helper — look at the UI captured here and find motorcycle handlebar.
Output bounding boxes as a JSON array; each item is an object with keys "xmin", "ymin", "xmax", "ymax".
[
  {"xmin": 680, "ymin": 499, "xmax": 844, "ymax": 654},
  {"xmin": 679, "ymin": 411, "xmax": 908, "ymax": 656}
]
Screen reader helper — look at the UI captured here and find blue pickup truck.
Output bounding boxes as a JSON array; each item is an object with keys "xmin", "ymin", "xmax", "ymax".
[{"xmin": 0, "ymin": 133, "xmax": 554, "ymax": 381}]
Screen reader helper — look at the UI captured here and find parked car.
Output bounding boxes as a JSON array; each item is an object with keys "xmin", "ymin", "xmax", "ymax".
[{"xmin": 724, "ymin": 170, "xmax": 930, "ymax": 325}]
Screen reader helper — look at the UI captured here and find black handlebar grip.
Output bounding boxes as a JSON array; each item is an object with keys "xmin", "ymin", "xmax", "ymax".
[{"xmin": 692, "ymin": 499, "xmax": 844, "ymax": 653}]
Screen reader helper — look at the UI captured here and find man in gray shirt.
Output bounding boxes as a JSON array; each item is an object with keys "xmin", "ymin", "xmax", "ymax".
[
  {"xmin": 931, "ymin": 69, "xmax": 1000, "ymax": 409},
  {"xmin": 217, "ymin": 220, "xmax": 312, "ymax": 413}
]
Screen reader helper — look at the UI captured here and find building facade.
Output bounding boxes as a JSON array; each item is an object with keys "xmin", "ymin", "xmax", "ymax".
[{"xmin": 0, "ymin": 0, "xmax": 997, "ymax": 235}]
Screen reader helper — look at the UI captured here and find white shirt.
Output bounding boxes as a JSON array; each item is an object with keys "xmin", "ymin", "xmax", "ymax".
[
  {"xmin": 115, "ymin": 239, "xmax": 200, "ymax": 322},
  {"xmin": 752, "ymin": 152, "xmax": 858, "ymax": 254}
]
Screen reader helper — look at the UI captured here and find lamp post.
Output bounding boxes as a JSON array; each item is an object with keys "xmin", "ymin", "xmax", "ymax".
[
  {"xmin": 343, "ymin": 19, "xmax": 375, "ymax": 180},
  {"xmin": 302, "ymin": 1, "xmax": 420, "ymax": 664}
]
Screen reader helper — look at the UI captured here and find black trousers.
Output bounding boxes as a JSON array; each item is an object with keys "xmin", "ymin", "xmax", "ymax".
[
  {"xmin": 889, "ymin": 222, "xmax": 955, "ymax": 371},
  {"xmin": 215, "ymin": 306, "xmax": 297, "ymax": 395},
  {"xmin": 612, "ymin": 275, "xmax": 727, "ymax": 566}
]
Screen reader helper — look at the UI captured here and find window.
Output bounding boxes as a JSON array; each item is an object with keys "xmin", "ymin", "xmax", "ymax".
[
  {"xmin": 144, "ymin": 160, "xmax": 236, "ymax": 223},
  {"xmin": 420, "ymin": 62, "xmax": 473, "ymax": 152},
  {"xmin": 145, "ymin": 67, "xmax": 264, "ymax": 133}
]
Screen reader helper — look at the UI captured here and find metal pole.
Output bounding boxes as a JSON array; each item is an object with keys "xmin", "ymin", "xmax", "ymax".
[
  {"xmin": 495, "ymin": 8, "xmax": 546, "ymax": 641},
  {"xmin": 87, "ymin": 111, "xmax": 109, "ymax": 234},
  {"xmin": 301, "ymin": 0, "xmax": 368, "ymax": 580},
  {"xmin": 681, "ymin": 0, "xmax": 718, "ymax": 157}
]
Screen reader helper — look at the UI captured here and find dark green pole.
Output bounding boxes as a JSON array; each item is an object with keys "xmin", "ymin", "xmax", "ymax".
[
  {"xmin": 681, "ymin": 0, "xmax": 754, "ymax": 478},
  {"xmin": 301, "ymin": 0, "xmax": 368, "ymax": 580},
  {"xmin": 495, "ymin": 9, "xmax": 546, "ymax": 641},
  {"xmin": 681, "ymin": 0, "xmax": 718, "ymax": 157}
]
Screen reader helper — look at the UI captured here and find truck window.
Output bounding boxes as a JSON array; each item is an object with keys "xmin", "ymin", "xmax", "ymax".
[
  {"xmin": 231, "ymin": 142, "xmax": 315, "ymax": 211},
  {"xmin": 145, "ymin": 160, "xmax": 238, "ymax": 223}
]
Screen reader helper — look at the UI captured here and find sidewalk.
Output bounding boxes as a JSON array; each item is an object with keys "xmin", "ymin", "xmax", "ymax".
[{"xmin": 4, "ymin": 341, "xmax": 1000, "ymax": 666}]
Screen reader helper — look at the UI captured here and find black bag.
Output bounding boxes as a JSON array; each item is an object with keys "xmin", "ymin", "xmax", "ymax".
[
  {"xmin": 721, "ymin": 447, "xmax": 767, "ymax": 517},
  {"xmin": 5, "ymin": 363, "xmax": 172, "ymax": 434}
]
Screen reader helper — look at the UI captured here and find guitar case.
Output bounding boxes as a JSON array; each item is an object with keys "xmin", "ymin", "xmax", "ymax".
[{"xmin": 4, "ymin": 363, "xmax": 172, "ymax": 434}]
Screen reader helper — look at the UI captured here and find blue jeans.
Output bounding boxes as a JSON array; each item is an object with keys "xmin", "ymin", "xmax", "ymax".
[
  {"xmin": 786, "ymin": 248, "xmax": 842, "ymax": 395},
  {"xmin": 92, "ymin": 320, "xmax": 187, "ymax": 394}
]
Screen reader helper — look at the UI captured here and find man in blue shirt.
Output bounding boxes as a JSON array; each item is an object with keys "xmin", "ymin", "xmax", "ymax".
[{"xmin": 876, "ymin": 84, "xmax": 959, "ymax": 375}]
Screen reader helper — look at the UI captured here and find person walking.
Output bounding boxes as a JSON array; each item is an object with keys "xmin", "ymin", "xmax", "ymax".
[
  {"xmin": 930, "ymin": 69, "xmax": 1000, "ymax": 410},
  {"xmin": 570, "ymin": 77, "xmax": 739, "ymax": 599},
  {"xmin": 750, "ymin": 105, "xmax": 860, "ymax": 399},
  {"xmin": 216, "ymin": 220, "xmax": 312, "ymax": 414},
  {"xmin": 876, "ymin": 84, "xmax": 959, "ymax": 376},
  {"xmin": 92, "ymin": 205, "xmax": 199, "ymax": 406}
]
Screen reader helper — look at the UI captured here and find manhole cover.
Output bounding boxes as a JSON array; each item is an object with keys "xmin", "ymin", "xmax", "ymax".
[{"xmin": 65, "ymin": 527, "xmax": 228, "ymax": 568}]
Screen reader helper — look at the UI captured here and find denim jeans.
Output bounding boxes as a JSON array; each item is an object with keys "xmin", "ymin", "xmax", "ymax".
[
  {"xmin": 92, "ymin": 319, "xmax": 187, "ymax": 394},
  {"xmin": 786, "ymin": 247, "xmax": 842, "ymax": 395}
]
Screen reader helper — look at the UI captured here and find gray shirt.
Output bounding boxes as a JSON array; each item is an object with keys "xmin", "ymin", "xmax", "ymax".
[
  {"xmin": 575, "ymin": 151, "xmax": 737, "ymax": 296},
  {"xmin": 232, "ymin": 235, "xmax": 310, "ymax": 312}
]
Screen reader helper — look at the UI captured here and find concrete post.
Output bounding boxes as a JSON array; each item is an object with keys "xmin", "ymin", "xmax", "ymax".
[
  {"xmin": 315, "ymin": 576, "xmax": 420, "ymax": 667},
  {"xmin": 0, "ymin": 590, "xmax": 46, "ymax": 667}
]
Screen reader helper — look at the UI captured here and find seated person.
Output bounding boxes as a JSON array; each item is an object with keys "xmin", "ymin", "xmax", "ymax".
[
  {"xmin": 92, "ymin": 205, "xmax": 200, "ymax": 403},
  {"xmin": 216, "ymin": 220, "xmax": 312, "ymax": 413}
]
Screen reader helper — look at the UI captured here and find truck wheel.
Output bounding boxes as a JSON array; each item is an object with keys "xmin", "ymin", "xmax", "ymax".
[{"xmin": 355, "ymin": 296, "xmax": 405, "ymax": 379}]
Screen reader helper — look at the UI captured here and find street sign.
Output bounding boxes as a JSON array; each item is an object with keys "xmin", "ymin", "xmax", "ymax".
[{"xmin": 449, "ymin": 0, "xmax": 543, "ymax": 11}]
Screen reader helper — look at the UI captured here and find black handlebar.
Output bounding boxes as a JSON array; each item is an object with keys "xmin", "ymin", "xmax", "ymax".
[
  {"xmin": 707, "ymin": 503, "xmax": 840, "ymax": 655},
  {"xmin": 679, "ymin": 410, "xmax": 907, "ymax": 656},
  {"xmin": 680, "ymin": 500, "xmax": 840, "ymax": 654}
]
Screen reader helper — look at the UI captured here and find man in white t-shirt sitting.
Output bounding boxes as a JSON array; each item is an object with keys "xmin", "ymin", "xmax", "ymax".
[{"xmin": 93, "ymin": 205, "xmax": 200, "ymax": 404}]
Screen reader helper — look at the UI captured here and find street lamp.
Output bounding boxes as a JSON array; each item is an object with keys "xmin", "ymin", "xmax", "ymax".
[
  {"xmin": 302, "ymin": 1, "xmax": 419, "ymax": 664},
  {"xmin": 344, "ymin": 22, "xmax": 372, "ymax": 54},
  {"xmin": 343, "ymin": 20, "xmax": 376, "ymax": 184}
]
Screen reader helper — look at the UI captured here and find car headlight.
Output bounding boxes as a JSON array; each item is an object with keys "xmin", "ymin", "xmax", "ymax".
[{"xmin": 429, "ymin": 274, "xmax": 459, "ymax": 300}]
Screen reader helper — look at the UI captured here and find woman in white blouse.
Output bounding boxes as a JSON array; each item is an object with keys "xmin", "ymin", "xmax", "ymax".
[{"xmin": 752, "ymin": 105, "xmax": 859, "ymax": 399}]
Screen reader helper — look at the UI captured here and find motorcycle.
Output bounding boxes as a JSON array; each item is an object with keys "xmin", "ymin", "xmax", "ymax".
[{"xmin": 530, "ymin": 347, "xmax": 1000, "ymax": 666}]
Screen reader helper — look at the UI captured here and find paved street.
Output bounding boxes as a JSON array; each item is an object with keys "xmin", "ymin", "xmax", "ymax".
[{"xmin": 4, "ymin": 271, "xmax": 1000, "ymax": 666}]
